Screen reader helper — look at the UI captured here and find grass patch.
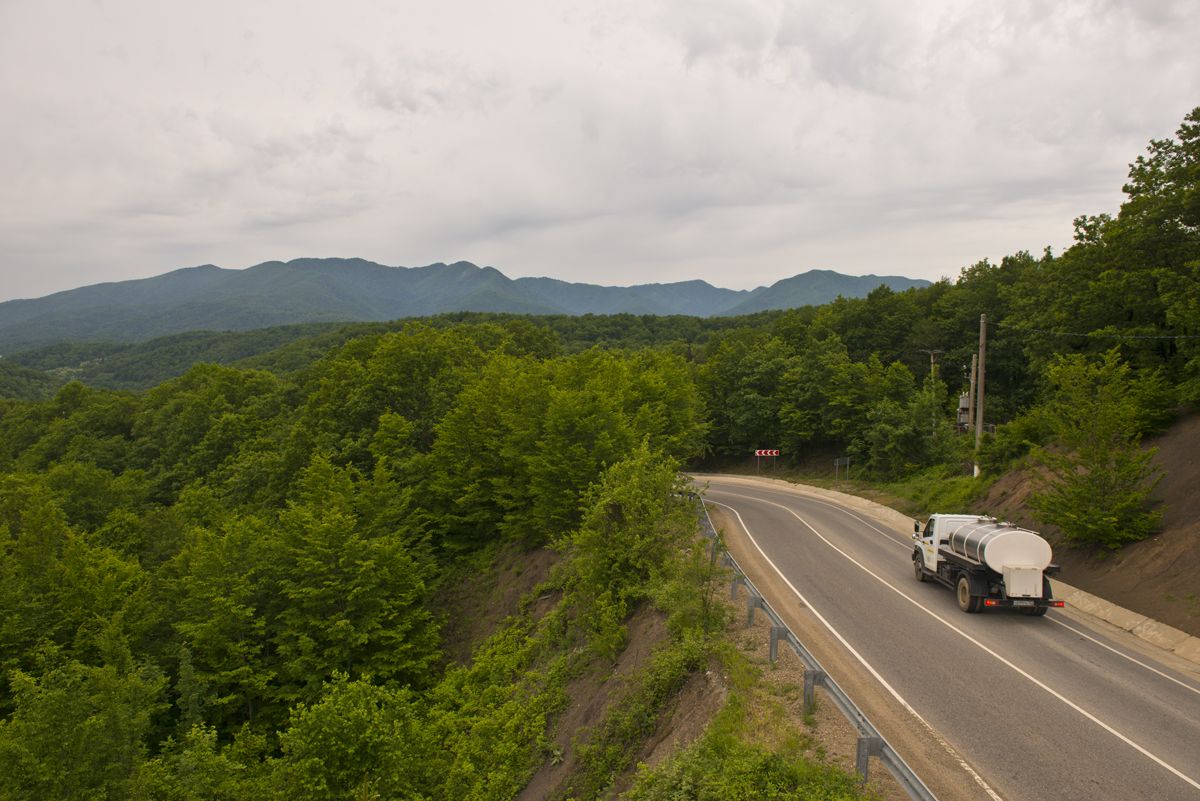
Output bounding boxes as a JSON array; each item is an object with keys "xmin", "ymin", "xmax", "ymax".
[
  {"xmin": 880, "ymin": 464, "xmax": 995, "ymax": 516},
  {"xmin": 624, "ymin": 664, "xmax": 871, "ymax": 801}
]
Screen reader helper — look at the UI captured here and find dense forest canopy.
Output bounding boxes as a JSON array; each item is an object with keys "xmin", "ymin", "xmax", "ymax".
[
  {"xmin": 0, "ymin": 320, "xmax": 727, "ymax": 799},
  {"xmin": 0, "ymin": 107, "xmax": 1195, "ymax": 799}
]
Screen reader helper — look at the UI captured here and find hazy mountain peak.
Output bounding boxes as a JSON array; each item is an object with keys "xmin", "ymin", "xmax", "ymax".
[{"xmin": 0, "ymin": 259, "xmax": 930, "ymax": 351}]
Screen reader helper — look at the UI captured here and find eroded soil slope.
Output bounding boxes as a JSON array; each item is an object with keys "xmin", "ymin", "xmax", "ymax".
[{"xmin": 980, "ymin": 413, "xmax": 1200, "ymax": 636}]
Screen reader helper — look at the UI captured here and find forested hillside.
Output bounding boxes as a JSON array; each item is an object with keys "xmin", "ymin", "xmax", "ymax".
[
  {"xmin": 0, "ymin": 324, "xmax": 685, "ymax": 798},
  {"xmin": 2, "ymin": 314, "xmax": 753, "ymax": 392},
  {"xmin": 0, "ymin": 107, "xmax": 1195, "ymax": 800},
  {"xmin": 0, "ymin": 320, "xmax": 875, "ymax": 800},
  {"xmin": 0, "ymin": 360, "xmax": 59, "ymax": 402}
]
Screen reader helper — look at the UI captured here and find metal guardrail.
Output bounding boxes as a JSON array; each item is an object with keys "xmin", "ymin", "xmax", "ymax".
[{"xmin": 696, "ymin": 497, "xmax": 939, "ymax": 801}]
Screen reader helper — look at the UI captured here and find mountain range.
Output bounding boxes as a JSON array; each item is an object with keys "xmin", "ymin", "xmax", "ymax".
[{"xmin": 0, "ymin": 258, "xmax": 929, "ymax": 352}]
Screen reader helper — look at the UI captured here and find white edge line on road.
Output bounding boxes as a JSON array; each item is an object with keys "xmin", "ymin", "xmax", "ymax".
[
  {"xmin": 1045, "ymin": 617, "xmax": 1200, "ymax": 697},
  {"xmin": 736, "ymin": 482, "xmax": 1200, "ymax": 697},
  {"xmin": 712, "ymin": 490, "xmax": 1200, "ymax": 793},
  {"xmin": 707, "ymin": 499, "xmax": 1006, "ymax": 801}
]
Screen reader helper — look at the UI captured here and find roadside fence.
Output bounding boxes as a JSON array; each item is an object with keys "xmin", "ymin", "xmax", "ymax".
[{"xmin": 695, "ymin": 495, "xmax": 939, "ymax": 801}]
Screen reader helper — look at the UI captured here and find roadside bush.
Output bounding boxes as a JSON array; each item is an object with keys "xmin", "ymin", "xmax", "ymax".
[
  {"xmin": 1029, "ymin": 350, "xmax": 1162, "ymax": 550},
  {"xmin": 882, "ymin": 463, "xmax": 989, "ymax": 516},
  {"xmin": 625, "ymin": 726, "xmax": 863, "ymax": 801}
]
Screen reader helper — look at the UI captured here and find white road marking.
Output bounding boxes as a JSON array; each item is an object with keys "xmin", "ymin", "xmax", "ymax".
[
  {"xmin": 707, "ymin": 500, "xmax": 1007, "ymax": 801},
  {"xmin": 710, "ymin": 489, "xmax": 1200, "ymax": 793},
  {"xmin": 695, "ymin": 476, "xmax": 911, "ymax": 545},
  {"xmin": 720, "ymin": 481, "xmax": 1200, "ymax": 695},
  {"xmin": 1046, "ymin": 617, "xmax": 1200, "ymax": 697}
]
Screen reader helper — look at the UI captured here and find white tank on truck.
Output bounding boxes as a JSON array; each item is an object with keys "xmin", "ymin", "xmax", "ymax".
[{"xmin": 912, "ymin": 514, "xmax": 1063, "ymax": 615}]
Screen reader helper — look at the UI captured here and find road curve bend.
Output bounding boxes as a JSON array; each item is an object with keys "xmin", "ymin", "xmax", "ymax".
[{"xmin": 693, "ymin": 474, "xmax": 1200, "ymax": 801}]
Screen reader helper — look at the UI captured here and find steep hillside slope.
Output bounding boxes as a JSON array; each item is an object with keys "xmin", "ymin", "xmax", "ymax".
[
  {"xmin": 440, "ymin": 541, "xmax": 896, "ymax": 801},
  {"xmin": 979, "ymin": 413, "xmax": 1200, "ymax": 636}
]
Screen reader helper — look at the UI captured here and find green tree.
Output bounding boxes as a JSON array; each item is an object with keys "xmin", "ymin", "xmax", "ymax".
[
  {"xmin": 131, "ymin": 724, "xmax": 271, "ymax": 801},
  {"xmin": 526, "ymin": 378, "xmax": 634, "ymax": 539},
  {"xmin": 293, "ymin": 324, "xmax": 487, "ymax": 470},
  {"xmin": 267, "ymin": 458, "xmax": 439, "ymax": 708},
  {"xmin": 563, "ymin": 444, "xmax": 693, "ymax": 654},
  {"xmin": 1029, "ymin": 350, "xmax": 1162, "ymax": 550},
  {"xmin": 1005, "ymin": 108, "xmax": 1200, "ymax": 385},
  {"xmin": 1157, "ymin": 262, "xmax": 1200, "ymax": 403},
  {"xmin": 274, "ymin": 675, "xmax": 431, "ymax": 801},
  {"xmin": 131, "ymin": 365, "xmax": 285, "ymax": 500},
  {"xmin": 1112, "ymin": 106, "xmax": 1200, "ymax": 272},
  {"xmin": 167, "ymin": 514, "xmax": 276, "ymax": 732},
  {"xmin": 421, "ymin": 354, "xmax": 550, "ymax": 550},
  {"xmin": 16, "ymin": 383, "xmax": 138, "ymax": 473},
  {"xmin": 0, "ymin": 646, "xmax": 166, "ymax": 801},
  {"xmin": 0, "ymin": 476, "xmax": 152, "ymax": 701},
  {"xmin": 700, "ymin": 330, "xmax": 793, "ymax": 456}
]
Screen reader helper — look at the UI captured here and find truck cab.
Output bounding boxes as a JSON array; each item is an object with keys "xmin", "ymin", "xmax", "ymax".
[{"xmin": 913, "ymin": 514, "xmax": 980, "ymax": 573}]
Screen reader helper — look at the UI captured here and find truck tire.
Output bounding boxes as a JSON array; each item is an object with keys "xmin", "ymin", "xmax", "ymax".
[
  {"xmin": 1021, "ymin": 605, "xmax": 1048, "ymax": 617},
  {"xmin": 913, "ymin": 554, "xmax": 926, "ymax": 582},
  {"xmin": 956, "ymin": 574, "xmax": 982, "ymax": 613}
]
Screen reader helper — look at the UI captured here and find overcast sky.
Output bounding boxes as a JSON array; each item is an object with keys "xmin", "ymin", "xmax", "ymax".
[{"xmin": 1, "ymin": 0, "xmax": 1197, "ymax": 302}]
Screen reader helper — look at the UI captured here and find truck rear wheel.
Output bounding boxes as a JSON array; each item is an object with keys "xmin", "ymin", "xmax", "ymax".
[{"xmin": 956, "ymin": 574, "xmax": 982, "ymax": 613}]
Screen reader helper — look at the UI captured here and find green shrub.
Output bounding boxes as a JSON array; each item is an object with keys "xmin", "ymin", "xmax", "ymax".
[
  {"xmin": 625, "ymin": 727, "xmax": 865, "ymax": 801},
  {"xmin": 1028, "ymin": 350, "xmax": 1162, "ymax": 550}
]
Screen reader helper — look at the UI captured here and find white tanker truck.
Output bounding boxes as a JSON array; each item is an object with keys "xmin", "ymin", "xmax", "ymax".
[{"xmin": 912, "ymin": 514, "xmax": 1065, "ymax": 615}]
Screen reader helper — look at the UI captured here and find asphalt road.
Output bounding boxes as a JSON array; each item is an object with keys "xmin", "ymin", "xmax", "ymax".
[{"xmin": 696, "ymin": 475, "xmax": 1200, "ymax": 801}]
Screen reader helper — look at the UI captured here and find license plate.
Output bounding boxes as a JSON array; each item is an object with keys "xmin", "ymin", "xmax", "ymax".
[{"xmin": 1012, "ymin": 599, "xmax": 1034, "ymax": 607}]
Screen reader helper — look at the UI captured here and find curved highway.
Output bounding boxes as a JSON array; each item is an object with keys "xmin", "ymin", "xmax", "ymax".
[{"xmin": 696, "ymin": 474, "xmax": 1200, "ymax": 801}]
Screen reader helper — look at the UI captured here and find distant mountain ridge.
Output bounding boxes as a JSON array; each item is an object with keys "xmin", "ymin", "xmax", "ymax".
[{"xmin": 0, "ymin": 258, "xmax": 929, "ymax": 351}]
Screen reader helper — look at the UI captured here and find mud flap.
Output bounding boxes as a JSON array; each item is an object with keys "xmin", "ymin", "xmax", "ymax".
[{"xmin": 965, "ymin": 571, "xmax": 989, "ymax": 598}]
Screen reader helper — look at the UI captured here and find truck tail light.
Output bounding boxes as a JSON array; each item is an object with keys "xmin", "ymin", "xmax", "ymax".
[
  {"xmin": 984, "ymin": 599, "xmax": 1001, "ymax": 607},
  {"xmin": 1050, "ymin": 601, "xmax": 1065, "ymax": 607}
]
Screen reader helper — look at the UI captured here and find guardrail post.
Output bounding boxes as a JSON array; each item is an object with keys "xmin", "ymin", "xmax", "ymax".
[
  {"xmin": 746, "ymin": 594, "xmax": 763, "ymax": 627},
  {"xmin": 856, "ymin": 735, "xmax": 883, "ymax": 782},
  {"xmin": 730, "ymin": 574, "xmax": 744, "ymax": 600},
  {"xmin": 769, "ymin": 625, "xmax": 785, "ymax": 664},
  {"xmin": 803, "ymin": 667, "xmax": 824, "ymax": 714}
]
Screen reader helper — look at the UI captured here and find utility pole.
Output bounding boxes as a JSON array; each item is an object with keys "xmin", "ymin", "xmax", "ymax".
[
  {"xmin": 918, "ymin": 349, "xmax": 943, "ymax": 381},
  {"xmin": 918, "ymin": 349, "xmax": 943, "ymax": 435},
  {"xmin": 967, "ymin": 353, "xmax": 978, "ymax": 433},
  {"xmin": 974, "ymin": 314, "xmax": 986, "ymax": 477}
]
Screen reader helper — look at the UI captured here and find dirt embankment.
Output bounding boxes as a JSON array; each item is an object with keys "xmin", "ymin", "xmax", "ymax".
[
  {"xmin": 517, "ymin": 607, "xmax": 717, "ymax": 801},
  {"xmin": 439, "ymin": 544, "xmax": 561, "ymax": 665},
  {"xmin": 979, "ymin": 413, "xmax": 1200, "ymax": 636},
  {"xmin": 442, "ymin": 544, "xmax": 708, "ymax": 799},
  {"xmin": 451, "ymin": 539, "xmax": 898, "ymax": 800}
]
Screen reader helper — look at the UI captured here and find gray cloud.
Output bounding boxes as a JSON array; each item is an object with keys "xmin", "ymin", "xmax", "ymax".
[{"xmin": 1, "ymin": 0, "xmax": 1198, "ymax": 301}]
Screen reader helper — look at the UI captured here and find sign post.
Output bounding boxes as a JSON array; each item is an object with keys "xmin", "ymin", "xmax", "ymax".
[
  {"xmin": 754, "ymin": 449, "xmax": 780, "ymax": 474},
  {"xmin": 834, "ymin": 456, "xmax": 851, "ymax": 482}
]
